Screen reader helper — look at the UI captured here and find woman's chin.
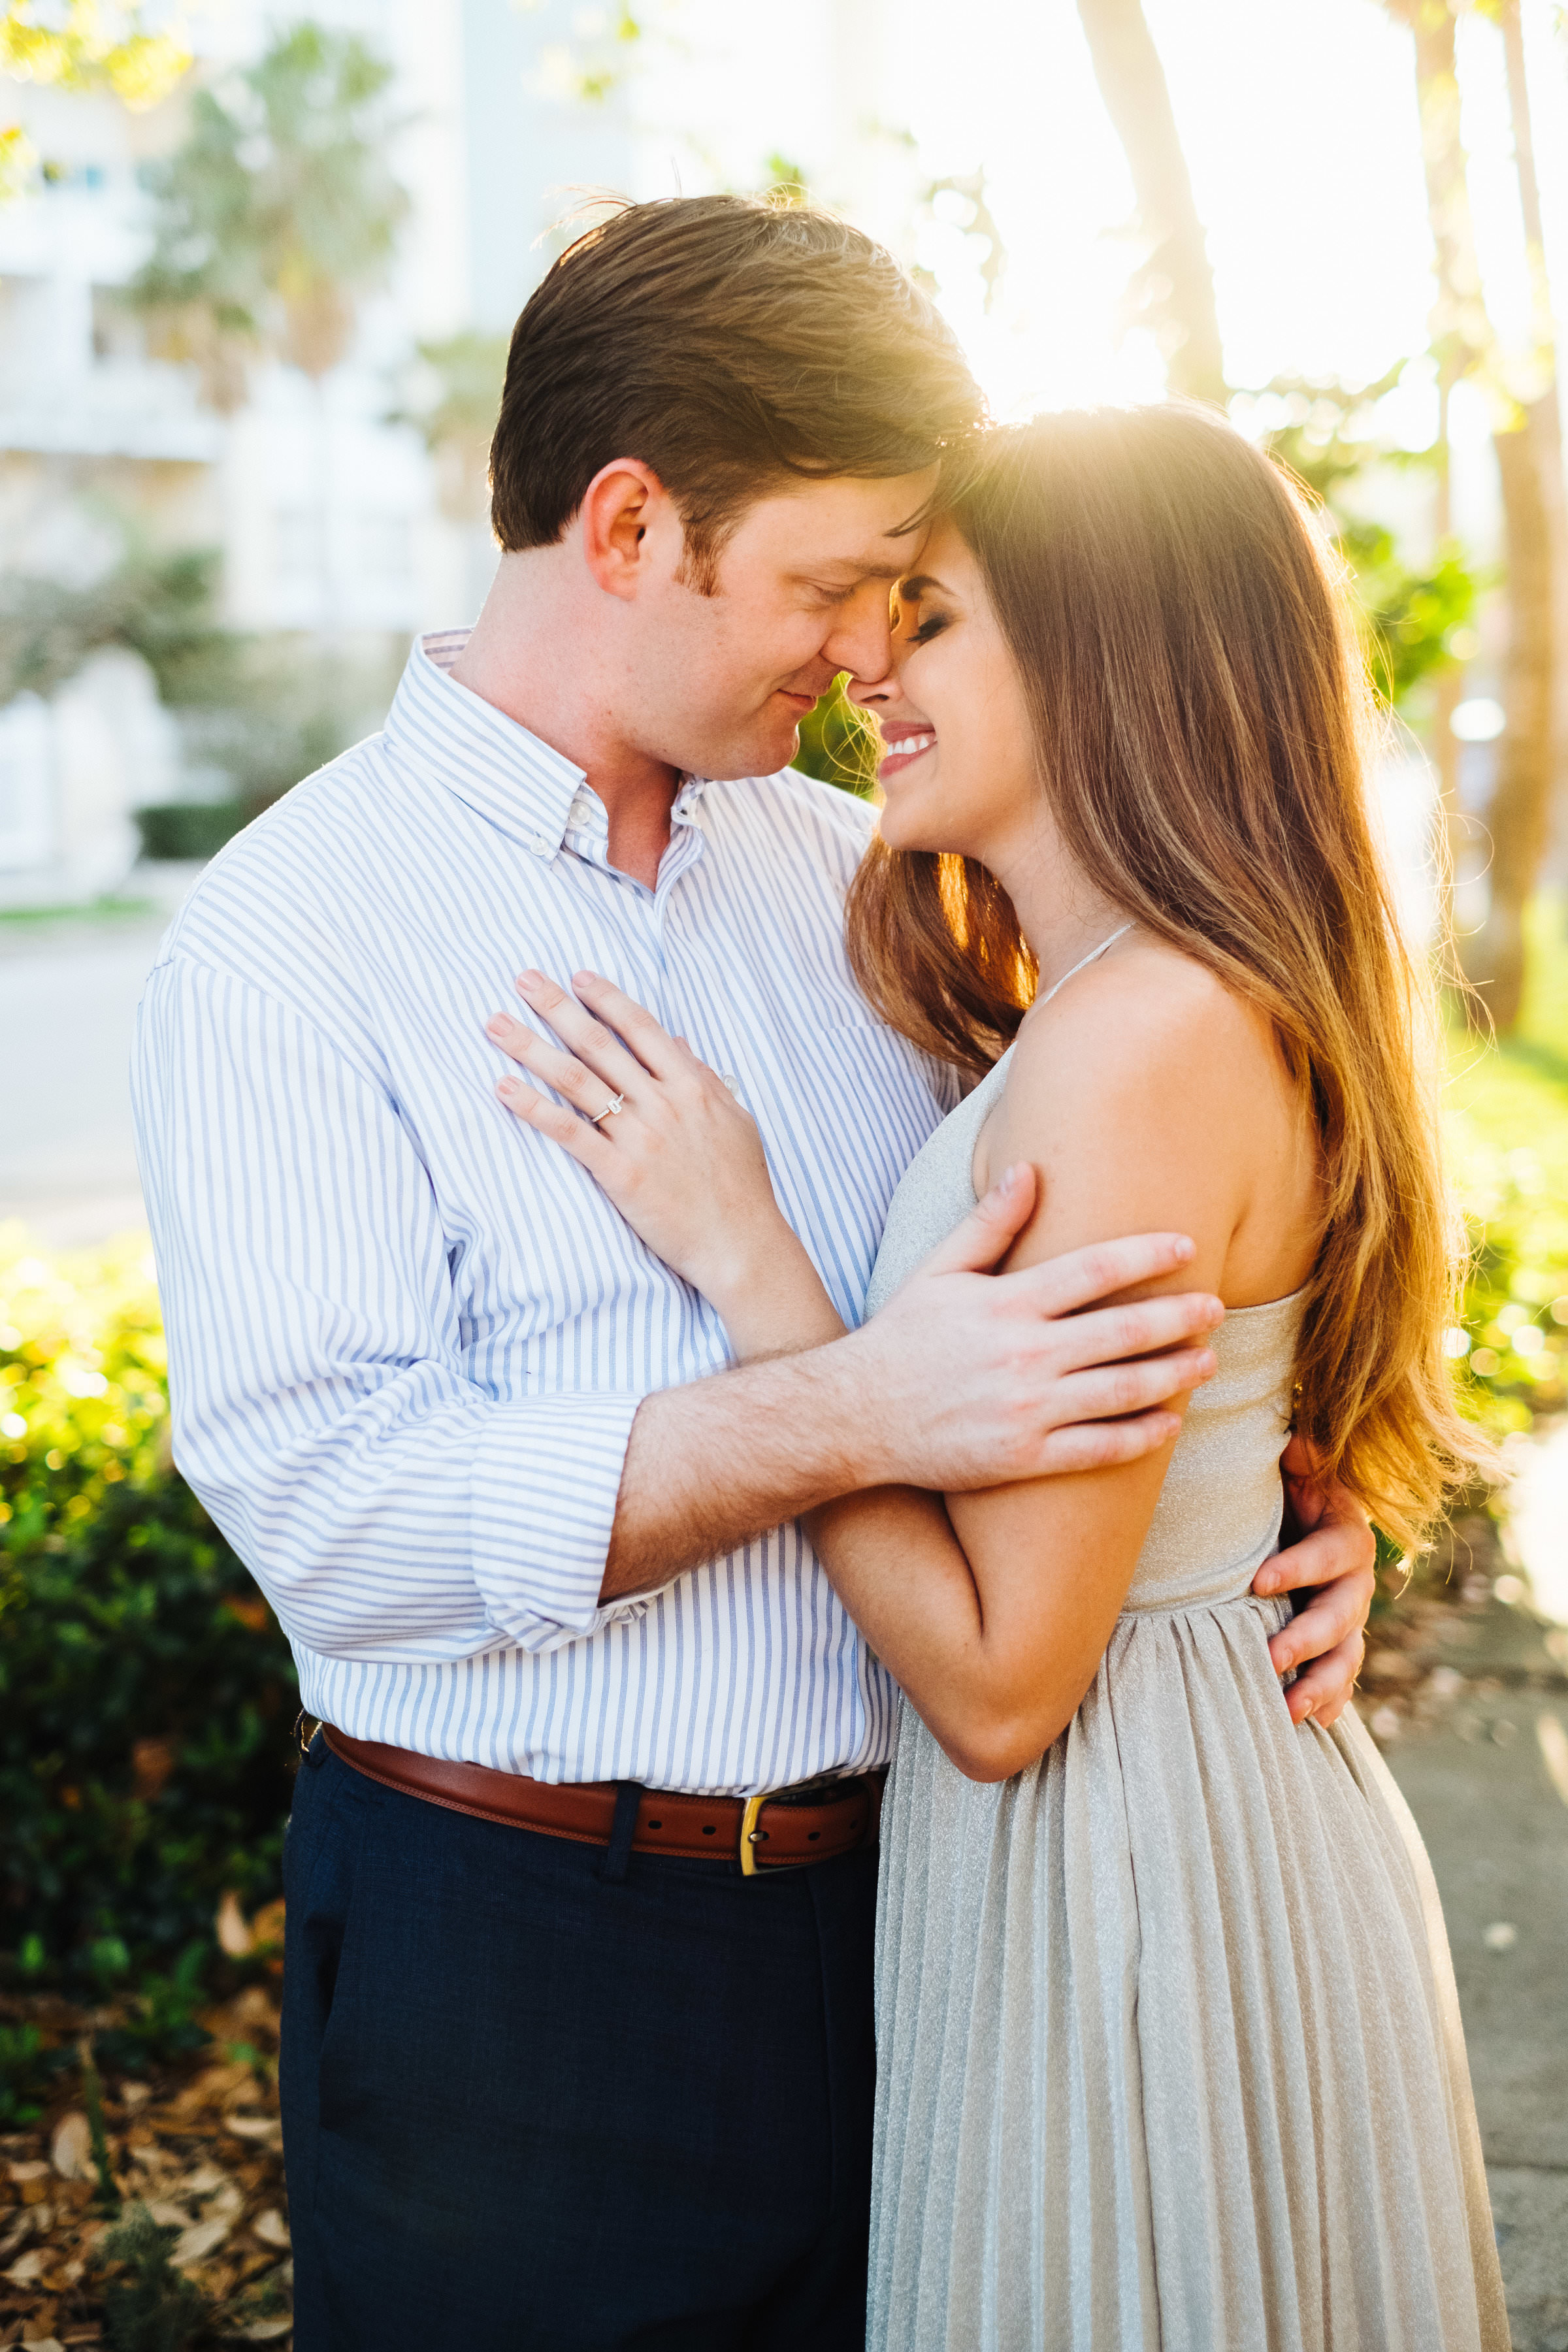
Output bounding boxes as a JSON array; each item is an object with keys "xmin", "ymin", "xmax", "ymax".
[{"xmin": 877, "ymin": 804, "xmax": 943, "ymax": 856}]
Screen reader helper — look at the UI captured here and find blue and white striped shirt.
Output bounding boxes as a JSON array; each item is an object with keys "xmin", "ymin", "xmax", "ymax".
[{"xmin": 133, "ymin": 630, "xmax": 955, "ymax": 1793}]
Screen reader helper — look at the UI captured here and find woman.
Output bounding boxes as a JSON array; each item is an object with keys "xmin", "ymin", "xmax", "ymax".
[{"xmin": 486, "ymin": 406, "xmax": 1508, "ymax": 2348}]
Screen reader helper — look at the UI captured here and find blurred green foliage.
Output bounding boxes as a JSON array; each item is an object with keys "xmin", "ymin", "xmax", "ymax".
[
  {"xmin": 0, "ymin": 1234, "xmax": 297, "ymax": 2115},
  {"xmin": 1445, "ymin": 896, "xmax": 1568, "ymax": 1435},
  {"xmin": 1262, "ymin": 372, "xmax": 1478, "ymax": 710},
  {"xmin": 0, "ymin": 543, "xmax": 240, "ymax": 711},
  {"xmin": 794, "ymin": 673, "xmax": 881, "ymax": 796},
  {"xmin": 0, "ymin": 525, "xmax": 397, "ymax": 826},
  {"xmin": 133, "ymin": 801, "xmax": 249, "ymax": 862},
  {"xmin": 94, "ymin": 2202, "xmax": 210, "ymax": 2351},
  {"xmin": 1, "ymin": 0, "xmax": 191, "ymax": 206},
  {"xmin": 0, "ymin": 1, "xmax": 190, "ymax": 111},
  {"xmin": 391, "ymin": 328, "xmax": 510, "ymax": 455},
  {"xmin": 125, "ymin": 20, "xmax": 408, "ymax": 402}
]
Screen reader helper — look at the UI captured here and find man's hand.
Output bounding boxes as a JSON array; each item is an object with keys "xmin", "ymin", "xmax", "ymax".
[
  {"xmin": 1252, "ymin": 1435, "xmax": 1375, "ymax": 1727},
  {"xmin": 848, "ymin": 1164, "xmax": 1225, "ymax": 1491},
  {"xmin": 601, "ymin": 1165, "xmax": 1225, "ymax": 1601}
]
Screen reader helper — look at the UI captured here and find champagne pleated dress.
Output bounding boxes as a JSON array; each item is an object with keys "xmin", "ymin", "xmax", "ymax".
[{"xmin": 861, "ymin": 1037, "xmax": 1509, "ymax": 2352}]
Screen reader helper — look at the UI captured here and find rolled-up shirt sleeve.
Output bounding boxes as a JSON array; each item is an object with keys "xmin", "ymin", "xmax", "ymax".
[{"xmin": 131, "ymin": 952, "xmax": 644, "ymax": 1659}]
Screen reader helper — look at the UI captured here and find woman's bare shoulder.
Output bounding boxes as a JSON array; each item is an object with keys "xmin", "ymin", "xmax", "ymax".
[
  {"xmin": 979, "ymin": 933, "xmax": 1307, "ymax": 1290},
  {"xmin": 1007, "ymin": 934, "xmax": 1280, "ymax": 1123}
]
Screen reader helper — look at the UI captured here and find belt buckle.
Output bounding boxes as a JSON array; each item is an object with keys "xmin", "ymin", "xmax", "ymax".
[{"xmin": 740, "ymin": 1790, "xmax": 770, "ymax": 1877}]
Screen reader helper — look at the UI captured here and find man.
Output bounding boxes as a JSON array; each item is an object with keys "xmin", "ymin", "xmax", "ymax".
[{"xmin": 133, "ymin": 196, "xmax": 1373, "ymax": 2349}]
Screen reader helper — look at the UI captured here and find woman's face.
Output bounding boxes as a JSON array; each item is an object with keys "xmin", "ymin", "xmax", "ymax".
[{"xmin": 851, "ymin": 515, "xmax": 1037, "ymax": 863}]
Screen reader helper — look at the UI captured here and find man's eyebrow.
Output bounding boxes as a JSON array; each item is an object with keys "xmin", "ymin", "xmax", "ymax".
[{"xmin": 789, "ymin": 558, "xmax": 910, "ymax": 585}]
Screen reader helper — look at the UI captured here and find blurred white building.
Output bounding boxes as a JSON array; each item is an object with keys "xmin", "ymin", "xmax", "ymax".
[
  {"xmin": 0, "ymin": 0, "xmax": 894, "ymax": 904},
  {"xmin": 0, "ymin": 0, "xmax": 901, "ymax": 608}
]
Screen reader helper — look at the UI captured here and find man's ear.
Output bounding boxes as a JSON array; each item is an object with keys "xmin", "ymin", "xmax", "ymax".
[{"xmin": 578, "ymin": 459, "xmax": 674, "ymax": 602}]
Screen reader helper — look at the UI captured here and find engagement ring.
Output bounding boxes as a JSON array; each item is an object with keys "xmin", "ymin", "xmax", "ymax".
[{"xmin": 588, "ymin": 1093, "xmax": 625, "ymax": 1123}]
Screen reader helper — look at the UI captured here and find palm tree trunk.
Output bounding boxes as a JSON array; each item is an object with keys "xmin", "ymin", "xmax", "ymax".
[
  {"xmin": 1432, "ymin": 369, "xmax": 1465, "ymax": 891},
  {"xmin": 1499, "ymin": 0, "xmax": 1567, "ymax": 909},
  {"xmin": 1470, "ymin": 417, "xmax": 1554, "ymax": 1023},
  {"xmin": 1073, "ymin": 0, "xmax": 1226, "ymax": 405},
  {"xmin": 1388, "ymin": 0, "xmax": 1558, "ymax": 1028}
]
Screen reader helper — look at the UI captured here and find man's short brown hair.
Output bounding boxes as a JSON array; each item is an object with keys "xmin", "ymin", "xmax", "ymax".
[{"xmin": 488, "ymin": 193, "xmax": 984, "ymax": 587}]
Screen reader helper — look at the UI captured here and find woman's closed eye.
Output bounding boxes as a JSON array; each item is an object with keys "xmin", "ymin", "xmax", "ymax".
[{"xmin": 906, "ymin": 612, "xmax": 950, "ymax": 645}]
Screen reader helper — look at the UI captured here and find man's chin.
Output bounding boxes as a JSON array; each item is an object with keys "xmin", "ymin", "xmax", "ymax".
[{"xmin": 695, "ymin": 723, "xmax": 802, "ymax": 783}]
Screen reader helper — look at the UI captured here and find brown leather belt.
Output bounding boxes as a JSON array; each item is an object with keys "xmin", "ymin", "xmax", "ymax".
[{"xmin": 316, "ymin": 1723, "xmax": 885, "ymax": 1876}]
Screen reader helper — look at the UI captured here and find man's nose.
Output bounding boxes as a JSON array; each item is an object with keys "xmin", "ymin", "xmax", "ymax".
[
  {"xmin": 823, "ymin": 583, "xmax": 896, "ymax": 693},
  {"xmin": 845, "ymin": 667, "xmax": 897, "ymax": 711}
]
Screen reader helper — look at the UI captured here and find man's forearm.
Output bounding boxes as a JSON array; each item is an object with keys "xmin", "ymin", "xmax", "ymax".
[
  {"xmin": 600, "ymin": 1337, "xmax": 878, "ymax": 1601},
  {"xmin": 600, "ymin": 1218, "xmax": 1233, "ymax": 1605}
]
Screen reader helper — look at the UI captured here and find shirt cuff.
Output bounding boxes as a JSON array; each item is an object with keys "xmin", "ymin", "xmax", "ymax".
[{"xmin": 471, "ymin": 1390, "xmax": 647, "ymax": 1651}]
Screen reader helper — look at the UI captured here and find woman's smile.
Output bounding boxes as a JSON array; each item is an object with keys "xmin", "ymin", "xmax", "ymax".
[{"xmin": 877, "ymin": 725, "xmax": 937, "ymax": 783}]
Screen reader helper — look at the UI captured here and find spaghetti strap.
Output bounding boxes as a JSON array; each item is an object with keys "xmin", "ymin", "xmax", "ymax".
[{"xmin": 1034, "ymin": 920, "xmax": 1134, "ymax": 1011}]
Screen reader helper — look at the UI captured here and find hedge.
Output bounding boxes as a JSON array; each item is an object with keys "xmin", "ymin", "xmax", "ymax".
[{"xmin": 0, "ymin": 1237, "xmax": 297, "ymax": 2111}]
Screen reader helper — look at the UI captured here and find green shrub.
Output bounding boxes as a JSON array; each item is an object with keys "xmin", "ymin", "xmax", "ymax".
[
  {"xmin": 0, "ymin": 1235, "xmax": 297, "ymax": 2027},
  {"xmin": 133, "ymin": 800, "xmax": 249, "ymax": 862},
  {"xmin": 1445, "ymin": 899, "xmax": 1568, "ymax": 1437},
  {"xmin": 794, "ymin": 674, "xmax": 879, "ymax": 796},
  {"xmin": 94, "ymin": 2203, "xmax": 210, "ymax": 2352}
]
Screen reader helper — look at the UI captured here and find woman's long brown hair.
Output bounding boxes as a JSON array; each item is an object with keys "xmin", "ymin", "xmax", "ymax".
[{"xmin": 845, "ymin": 403, "xmax": 1492, "ymax": 1548}]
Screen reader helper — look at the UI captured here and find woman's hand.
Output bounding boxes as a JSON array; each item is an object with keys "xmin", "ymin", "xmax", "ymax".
[{"xmin": 486, "ymin": 970, "xmax": 841, "ymax": 1352}]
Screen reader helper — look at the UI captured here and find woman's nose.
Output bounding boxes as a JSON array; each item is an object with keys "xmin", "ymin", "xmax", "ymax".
[{"xmin": 847, "ymin": 669, "xmax": 898, "ymax": 710}]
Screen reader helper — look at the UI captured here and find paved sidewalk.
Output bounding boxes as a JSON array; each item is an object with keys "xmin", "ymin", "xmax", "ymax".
[
  {"xmin": 0, "ymin": 869, "xmax": 200, "ymax": 1247},
  {"xmin": 1381, "ymin": 1599, "xmax": 1568, "ymax": 2352}
]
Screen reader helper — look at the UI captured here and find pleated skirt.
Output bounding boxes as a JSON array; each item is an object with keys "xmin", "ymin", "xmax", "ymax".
[{"xmin": 868, "ymin": 1593, "xmax": 1511, "ymax": 2352}]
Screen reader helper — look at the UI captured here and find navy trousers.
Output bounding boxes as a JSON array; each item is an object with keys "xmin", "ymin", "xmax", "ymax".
[{"xmin": 280, "ymin": 1739, "xmax": 879, "ymax": 2349}]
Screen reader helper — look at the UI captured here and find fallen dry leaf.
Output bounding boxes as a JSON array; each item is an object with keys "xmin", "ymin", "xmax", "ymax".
[
  {"xmin": 225, "ymin": 2114, "xmax": 282, "ymax": 2148},
  {"xmin": 1, "ymin": 1989, "xmax": 290, "ymax": 2348},
  {"xmin": 0, "ymin": 2206, "xmax": 36, "ymax": 2261},
  {"xmin": 48, "ymin": 2115, "xmax": 93, "ymax": 2185},
  {"xmin": 130, "ymin": 1735, "xmax": 178, "ymax": 1800},
  {"xmin": 171, "ymin": 2214, "xmax": 232, "ymax": 2267},
  {"xmin": 216, "ymin": 1890, "xmax": 255, "ymax": 1958}
]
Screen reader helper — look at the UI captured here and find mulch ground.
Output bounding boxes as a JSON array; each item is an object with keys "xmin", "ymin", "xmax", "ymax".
[{"xmin": 1, "ymin": 1986, "xmax": 290, "ymax": 2349}]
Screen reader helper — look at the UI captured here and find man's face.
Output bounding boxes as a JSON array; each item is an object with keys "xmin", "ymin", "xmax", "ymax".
[{"xmin": 621, "ymin": 470, "xmax": 938, "ymax": 782}]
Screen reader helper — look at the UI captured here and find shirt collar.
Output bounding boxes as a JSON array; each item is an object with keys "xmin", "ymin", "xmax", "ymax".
[{"xmin": 384, "ymin": 629, "xmax": 591, "ymax": 863}]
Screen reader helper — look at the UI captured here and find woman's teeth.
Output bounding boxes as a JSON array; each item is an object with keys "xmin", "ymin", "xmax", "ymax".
[{"xmin": 885, "ymin": 733, "xmax": 934, "ymax": 757}]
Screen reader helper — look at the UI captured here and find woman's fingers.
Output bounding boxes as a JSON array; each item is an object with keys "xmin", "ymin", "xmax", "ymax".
[
  {"xmin": 485, "ymin": 1013, "xmax": 629, "ymax": 1123},
  {"xmin": 512, "ymin": 972, "xmax": 650, "ymax": 1094},
  {"xmin": 496, "ymin": 1073, "xmax": 617, "ymax": 1172},
  {"xmin": 570, "ymin": 970, "xmax": 693, "ymax": 1079}
]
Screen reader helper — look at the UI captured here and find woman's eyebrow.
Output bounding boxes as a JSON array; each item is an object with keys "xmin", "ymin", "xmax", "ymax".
[{"xmin": 896, "ymin": 573, "xmax": 949, "ymax": 600}]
